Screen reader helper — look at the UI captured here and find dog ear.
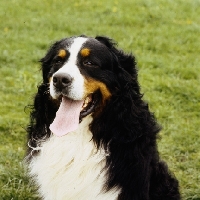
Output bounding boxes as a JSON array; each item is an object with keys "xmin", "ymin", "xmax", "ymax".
[
  {"xmin": 91, "ymin": 67, "xmax": 147, "ymax": 145},
  {"xmin": 27, "ymin": 83, "xmax": 58, "ymax": 153},
  {"xmin": 27, "ymin": 42, "xmax": 61, "ymax": 153},
  {"xmin": 95, "ymin": 36, "xmax": 137, "ymax": 77},
  {"xmin": 27, "ymin": 40, "xmax": 63, "ymax": 155}
]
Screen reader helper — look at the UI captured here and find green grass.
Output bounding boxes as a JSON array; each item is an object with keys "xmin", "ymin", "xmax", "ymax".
[{"xmin": 0, "ymin": 0, "xmax": 199, "ymax": 199}]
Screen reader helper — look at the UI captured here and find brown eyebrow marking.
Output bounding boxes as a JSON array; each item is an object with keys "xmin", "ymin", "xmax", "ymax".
[
  {"xmin": 58, "ymin": 49, "xmax": 67, "ymax": 58},
  {"xmin": 80, "ymin": 48, "xmax": 90, "ymax": 57}
]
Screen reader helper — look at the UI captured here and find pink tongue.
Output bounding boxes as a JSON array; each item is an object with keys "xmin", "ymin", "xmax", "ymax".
[{"xmin": 50, "ymin": 97, "xmax": 84, "ymax": 137}]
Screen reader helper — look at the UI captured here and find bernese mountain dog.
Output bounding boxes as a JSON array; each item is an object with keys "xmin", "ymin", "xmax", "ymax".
[{"xmin": 26, "ymin": 35, "xmax": 181, "ymax": 200}]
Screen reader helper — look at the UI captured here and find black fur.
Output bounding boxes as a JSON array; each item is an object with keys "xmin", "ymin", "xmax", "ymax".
[{"xmin": 27, "ymin": 36, "xmax": 181, "ymax": 199}]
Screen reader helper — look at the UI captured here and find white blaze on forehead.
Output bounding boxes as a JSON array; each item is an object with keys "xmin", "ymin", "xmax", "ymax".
[
  {"xmin": 50, "ymin": 37, "xmax": 88, "ymax": 100},
  {"xmin": 68, "ymin": 37, "xmax": 88, "ymax": 63}
]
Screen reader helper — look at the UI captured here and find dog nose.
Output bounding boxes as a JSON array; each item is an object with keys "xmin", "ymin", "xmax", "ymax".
[{"xmin": 53, "ymin": 73, "xmax": 72, "ymax": 89}]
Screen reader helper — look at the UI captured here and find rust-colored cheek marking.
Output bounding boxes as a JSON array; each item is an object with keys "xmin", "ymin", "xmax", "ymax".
[
  {"xmin": 58, "ymin": 49, "xmax": 67, "ymax": 58},
  {"xmin": 80, "ymin": 48, "xmax": 90, "ymax": 57},
  {"xmin": 49, "ymin": 76, "xmax": 52, "ymax": 84},
  {"xmin": 84, "ymin": 78, "xmax": 111, "ymax": 105}
]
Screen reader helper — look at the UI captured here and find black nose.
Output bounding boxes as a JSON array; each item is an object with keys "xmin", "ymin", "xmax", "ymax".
[{"xmin": 53, "ymin": 73, "xmax": 73, "ymax": 89}]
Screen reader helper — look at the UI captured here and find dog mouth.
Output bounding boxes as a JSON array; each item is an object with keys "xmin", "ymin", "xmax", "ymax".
[
  {"xmin": 80, "ymin": 92, "xmax": 99, "ymax": 121},
  {"xmin": 56, "ymin": 92, "xmax": 99, "ymax": 120},
  {"xmin": 49, "ymin": 92, "xmax": 100, "ymax": 137}
]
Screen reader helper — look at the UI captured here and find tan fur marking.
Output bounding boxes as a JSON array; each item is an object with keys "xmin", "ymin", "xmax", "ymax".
[
  {"xmin": 58, "ymin": 49, "xmax": 67, "ymax": 58},
  {"xmin": 84, "ymin": 78, "xmax": 111, "ymax": 105},
  {"xmin": 81, "ymin": 48, "xmax": 90, "ymax": 57},
  {"xmin": 49, "ymin": 76, "xmax": 52, "ymax": 84}
]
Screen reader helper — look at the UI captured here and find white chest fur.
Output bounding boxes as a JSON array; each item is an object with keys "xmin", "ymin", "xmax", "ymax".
[{"xmin": 28, "ymin": 116, "xmax": 120, "ymax": 200}]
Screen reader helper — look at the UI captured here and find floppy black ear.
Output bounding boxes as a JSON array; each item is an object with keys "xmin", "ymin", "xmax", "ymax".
[
  {"xmin": 27, "ymin": 83, "xmax": 58, "ymax": 154},
  {"xmin": 95, "ymin": 36, "xmax": 137, "ymax": 77},
  {"xmin": 27, "ymin": 41, "xmax": 61, "ymax": 154}
]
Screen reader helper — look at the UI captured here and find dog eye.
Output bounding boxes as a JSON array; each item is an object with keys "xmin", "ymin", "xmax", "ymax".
[
  {"xmin": 55, "ymin": 59, "xmax": 62, "ymax": 64},
  {"xmin": 83, "ymin": 61, "xmax": 92, "ymax": 66},
  {"xmin": 83, "ymin": 61, "xmax": 98, "ymax": 68},
  {"xmin": 53, "ymin": 58, "xmax": 63, "ymax": 66}
]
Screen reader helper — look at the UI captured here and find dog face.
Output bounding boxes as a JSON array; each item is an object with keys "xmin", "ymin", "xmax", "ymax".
[{"xmin": 41, "ymin": 36, "xmax": 120, "ymax": 119}]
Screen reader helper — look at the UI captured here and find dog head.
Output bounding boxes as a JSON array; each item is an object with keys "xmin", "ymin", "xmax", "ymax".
[{"xmin": 40, "ymin": 35, "xmax": 137, "ymax": 120}]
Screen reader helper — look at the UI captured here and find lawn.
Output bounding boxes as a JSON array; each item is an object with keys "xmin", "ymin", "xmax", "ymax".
[{"xmin": 0, "ymin": 0, "xmax": 199, "ymax": 199}]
